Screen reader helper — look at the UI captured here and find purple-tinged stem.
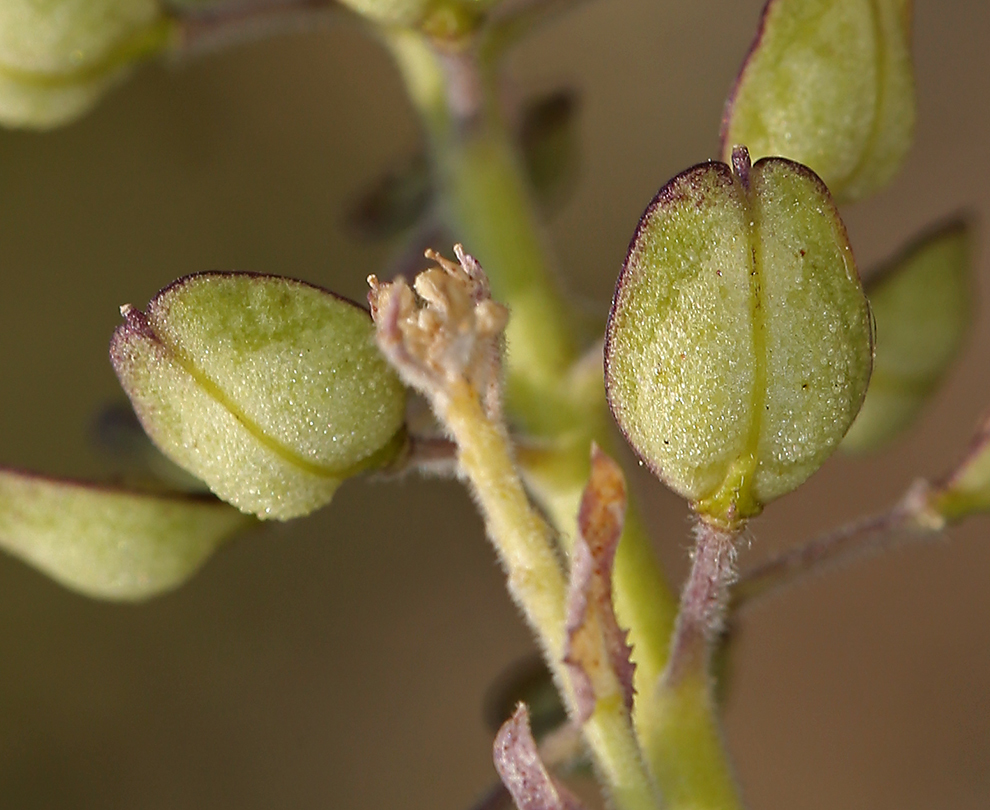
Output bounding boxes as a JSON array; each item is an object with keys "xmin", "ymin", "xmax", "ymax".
[
  {"xmin": 663, "ymin": 522, "xmax": 738, "ymax": 688},
  {"xmin": 641, "ymin": 521, "xmax": 744, "ymax": 810},
  {"xmin": 731, "ymin": 481, "xmax": 939, "ymax": 611},
  {"xmin": 172, "ymin": 0, "xmax": 338, "ymax": 56}
]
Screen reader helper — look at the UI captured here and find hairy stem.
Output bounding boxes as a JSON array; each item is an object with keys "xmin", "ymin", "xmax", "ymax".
[
  {"xmin": 445, "ymin": 381, "xmax": 569, "ymax": 655},
  {"xmin": 640, "ymin": 522, "xmax": 745, "ymax": 810},
  {"xmin": 386, "ymin": 19, "xmax": 679, "ymax": 703},
  {"xmin": 382, "ymin": 29, "xmax": 745, "ymax": 808},
  {"xmin": 442, "ymin": 381, "xmax": 661, "ymax": 810},
  {"xmin": 664, "ymin": 523, "xmax": 737, "ymax": 688},
  {"xmin": 641, "ymin": 673, "xmax": 744, "ymax": 810},
  {"xmin": 731, "ymin": 481, "xmax": 941, "ymax": 611}
]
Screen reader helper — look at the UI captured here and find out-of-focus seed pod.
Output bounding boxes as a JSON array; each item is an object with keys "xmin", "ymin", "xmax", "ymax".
[
  {"xmin": 721, "ymin": 0, "xmax": 915, "ymax": 203},
  {"xmin": 337, "ymin": 0, "xmax": 433, "ymax": 29},
  {"xmin": 843, "ymin": 220, "xmax": 972, "ymax": 452},
  {"xmin": 0, "ymin": 468, "xmax": 251, "ymax": 600},
  {"xmin": 111, "ymin": 272, "xmax": 407, "ymax": 521},
  {"xmin": 0, "ymin": 0, "xmax": 173, "ymax": 129},
  {"xmin": 605, "ymin": 147, "xmax": 872, "ymax": 528},
  {"xmin": 338, "ymin": 0, "xmax": 492, "ymax": 34},
  {"xmin": 928, "ymin": 412, "xmax": 990, "ymax": 523}
]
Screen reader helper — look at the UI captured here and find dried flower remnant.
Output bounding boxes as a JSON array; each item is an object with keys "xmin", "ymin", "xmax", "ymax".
[
  {"xmin": 368, "ymin": 245, "xmax": 567, "ymax": 666},
  {"xmin": 369, "ymin": 244, "xmax": 508, "ymax": 418},
  {"xmin": 371, "ymin": 252, "xmax": 662, "ymax": 810}
]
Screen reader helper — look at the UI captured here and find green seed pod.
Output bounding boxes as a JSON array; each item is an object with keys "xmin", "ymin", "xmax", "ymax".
[
  {"xmin": 111, "ymin": 273, "xmax": 407, "ymax": 521},
  {"xmin": 843, "ymin": 220, "xmax": 972, "ymax": 453},
  {"xmin": 0, "ymin": 0, "xmax": 171, "ymax": 130},
  {"xmin": 605, "ymin": 147, "xmax": 872, "ymax": 527},
  {"xmin": 0, "ymin": 468, "xmax": 251, "ymax": 601},
  {"xmin": 721, "ymin": 0, "xmax": 915, "ymax": 203}
]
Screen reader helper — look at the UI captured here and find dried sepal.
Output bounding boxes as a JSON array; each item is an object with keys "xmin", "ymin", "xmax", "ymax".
[
  {"xmin": 563, "ymin": 445, "xmax": 635, "ymax": 722},
  {"xmin": 0, "ymin": 468, "xmax": 251, "ymax": 600},
  {"xmin": 722, "ymin": 0, "xmax": 915, "ymax": 202},
  {"xmin": 605, "ymin": 147, "xmax": 872, "ymax": 527},
  {"xmin": 347, "ymin": 153, "xmax": 434, "ymax": 241},
  {"xmin": 347, "ymin": 88, "xmax": 578, "ymax": 242},
  {"xmin": 369, "ymin": 244, "xmax": 508, "ymax": 416},
  {"xmin": 111, "ymin": 272, "xmax": 406, "ymax": 521},
  {"xmin": 843, "ymin": 219, "xmax": 973, "ymax": 452},
  {"xmin": 493, "ymin": 705, "xmax": 587, "ymax": 810},
  {"xmin": 519, "ymin": 89, "xmax": 580, "ymax": 217}
]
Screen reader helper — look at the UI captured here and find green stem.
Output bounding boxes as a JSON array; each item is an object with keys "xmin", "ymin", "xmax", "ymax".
[
  {"xmin": 387, "ymin": 27, "xmax": 741, "ymax": 809},
  {"xmin": 642, "ymin": 522, "xmax": 745, "ymax": 810},
  {"xmin": 442, "ymin": 380, "xmax": 662, "ymax": 810},
  {"xmin": 386, "ymin": 30, "xmax": 575, "ymax": 429},
  {"xmin": 385, "ymin": 26, "xmax": 678, "ymax": 691},
  {"xmin": 515, "ymin": 385, "xmax": 678, "ymax": 728},
  {"xmin": 641, "ymin": 674, "xmax": 743, "ymax": 810}
]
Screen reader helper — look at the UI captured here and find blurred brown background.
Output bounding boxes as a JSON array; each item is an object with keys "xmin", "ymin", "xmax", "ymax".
[{"xmin": 1, "ymin": 0, "xmax": 988, "ymax": 807}]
